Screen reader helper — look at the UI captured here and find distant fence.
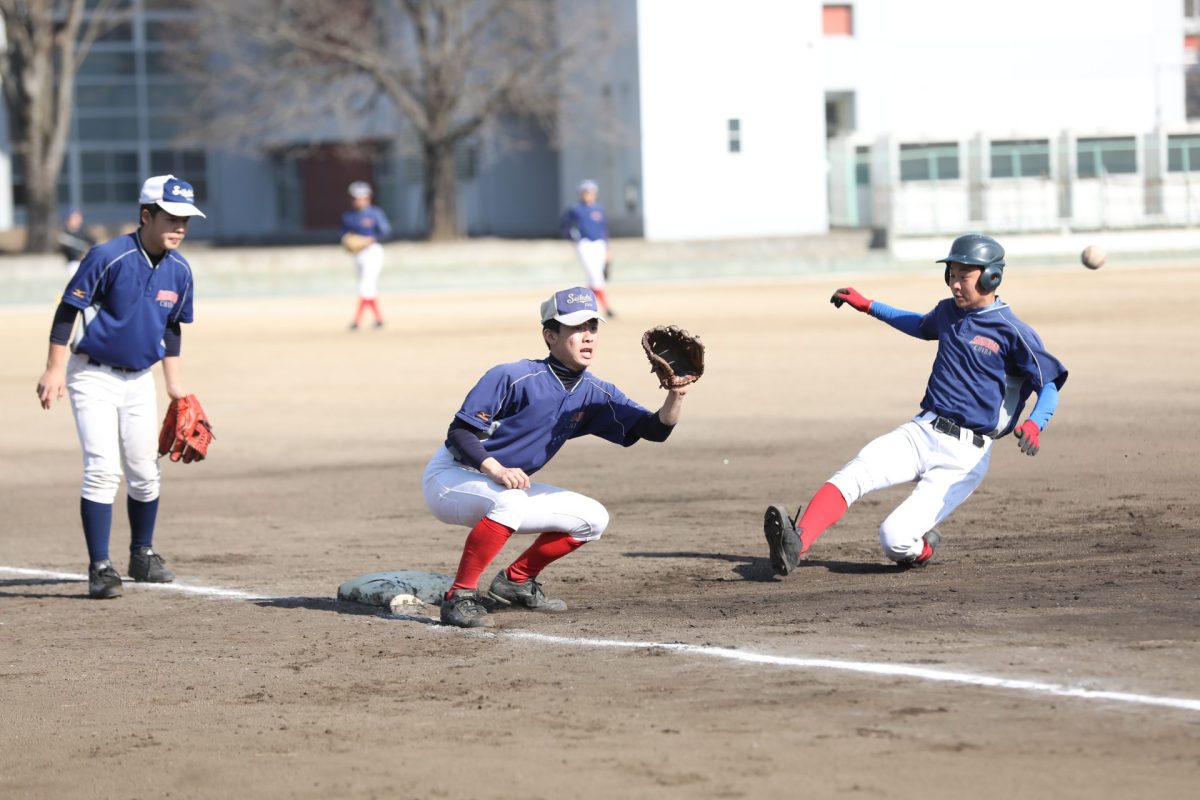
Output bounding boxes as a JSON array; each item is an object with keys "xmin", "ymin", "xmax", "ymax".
[{"xmin": 828, "ymin": 127, "xmax": 1200, "ymax": 236}]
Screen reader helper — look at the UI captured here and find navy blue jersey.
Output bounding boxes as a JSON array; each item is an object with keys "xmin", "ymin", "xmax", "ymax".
[
  {"xmin": 341, "ymin": 206, "xmax": 392, "ymax": 239},
  {"xmin": 917, "ymin": 298, "xmax": 1067, "ymax": 437},
  {"xmin": 560, "ymin": 201, "xmax": 608, "ymax": 242},
  {"xmin": 62, "ymin": 232, "xmax": 194, "ymax": 371},
  {"xmin": 454, "ymin": 358, "xmax": 653, "ymax": 474}
]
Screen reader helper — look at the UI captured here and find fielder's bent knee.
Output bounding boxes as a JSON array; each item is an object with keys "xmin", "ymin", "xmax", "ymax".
[
  {"xmin": 576, "ymin": 501, "xmax": 609, "ymax": 542},
  {"xmin": 486, "ymin": 488, "xmax": 532, "ymax": 532}
]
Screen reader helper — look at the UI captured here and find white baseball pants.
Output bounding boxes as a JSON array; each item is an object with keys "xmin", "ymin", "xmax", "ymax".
[
  {"xmin": 422, "ymin": 447, "xmax": 608, "ymax": 541},
  {"xmin": 827, "ymin": 412, "xmax": 992, "ymax": 562},
  {"xmin": 354, "ymin": 242, "xmax": 384, "ymax": 299},
  {"xmin": 66, "ymin": 353, "xmax": 160, "ymax": 504},
  {"xmin": 575, "ymin": 239, "xmax": 608, "ymax": 289}
]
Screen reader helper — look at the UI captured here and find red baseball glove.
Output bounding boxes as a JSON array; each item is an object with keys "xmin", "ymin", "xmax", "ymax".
[{"xmin": 158, "ymin": 394, "xmax": 214, "ymax": 463}]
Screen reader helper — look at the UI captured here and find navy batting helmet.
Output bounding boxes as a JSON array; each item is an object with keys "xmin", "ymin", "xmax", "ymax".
[{"xmin": 937, "ymin": 233, "xmax": 1006, "ymax": 292}]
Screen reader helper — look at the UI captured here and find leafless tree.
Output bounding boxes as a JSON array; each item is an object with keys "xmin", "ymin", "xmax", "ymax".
[
  {"xmin": 0, "ymin": 0, "xmax": 122, "ymax": 252},
  {"xmin": 182, "ymin": 0, "xmax": 612, "ymax": 241}
]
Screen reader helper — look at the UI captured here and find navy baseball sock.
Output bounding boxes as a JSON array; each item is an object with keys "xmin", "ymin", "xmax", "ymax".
[
  {"xmin": 128, "ymin": 497, "xmax": 160, "ymax": 552},
  {"xmin": 80, "ymin": 498, "xmax": 113, "ymax": 564}
]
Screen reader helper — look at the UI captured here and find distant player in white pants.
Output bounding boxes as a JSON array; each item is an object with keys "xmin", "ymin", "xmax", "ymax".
[
  {"xmin": 560, "ymin": 179, "xmax": 616, "ymax": 318},
  {"xmin": 342, "ymin": 181, "xmax": 391, "ymax": 330},
  {"xmin": 36, "ymin": 175, "xmax": 206, "ymax": 599}
]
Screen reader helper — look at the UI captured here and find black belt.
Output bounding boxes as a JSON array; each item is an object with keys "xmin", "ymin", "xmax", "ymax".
[
  {"xmin": 931, "ymin": 415, "xmax": 986, "ymax": 448},
  {"xmin": 87, "ymin": 357, "xmax": 138, "ymax": 374}
]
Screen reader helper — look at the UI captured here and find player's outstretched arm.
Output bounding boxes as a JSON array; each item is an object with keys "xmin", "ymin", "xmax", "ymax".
[
  {"xmin": 36, "ymin": 342, "xmax": 70, "ymax": 410},
  {"xmin": 656, "ymin": 384, "xmax": 690, "ymax": 427}
]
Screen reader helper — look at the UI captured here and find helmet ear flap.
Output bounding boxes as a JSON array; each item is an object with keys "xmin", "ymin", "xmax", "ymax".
[{"xmin": 979, "ymin": 264, "xmax": 1003, "ymax": 292}]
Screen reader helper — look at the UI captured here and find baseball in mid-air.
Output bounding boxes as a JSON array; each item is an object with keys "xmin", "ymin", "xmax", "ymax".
[{"xmin": 1081, "ymin": 245, "xmax": 1106, "ymax": 270}]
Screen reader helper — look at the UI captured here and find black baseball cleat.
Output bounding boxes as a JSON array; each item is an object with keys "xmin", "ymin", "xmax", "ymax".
[
  {"xmin": 440, "ymin": 589, "xmax": 494, "ymax": 628},
  {"xmin": 764, "ymin": 505, "xmax": 802, "ymax": 576},
  {"xmin": 487, "ymin": 571, "xmax": 567, "ymax": 611},
  {"xmin": 899, "ymin": 529, "xmax": 942, "ymax": 568},
  {"xmin": 88, "ymin": 560, "xmax": 123, "ymax": 599},
  {"xmin": 128, "ymin": 547, "xmax": 175, "ymax": 583}
]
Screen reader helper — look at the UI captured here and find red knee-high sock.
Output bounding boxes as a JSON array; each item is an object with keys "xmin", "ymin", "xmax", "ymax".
[
  {"xmin": 353, "ymin": 298, "xmax": 367, "ymax": 326},
  {"xmin": 592, "ymin": 287, "xmax": 611, "ymax": 313},
  {"xmin": 797, "ymin": 482, "xmax": 849, "ymax": 553},
  {"xmin": 449, "ymin": 517, "xmax": 513, "ymax": 596},
  {"xmin": 505, "ymin": 532, "xmax": 585, "ymax": 582},
  {"xmin": 365, "ymin": 298, "xmax": 383, "ymax": 323}
]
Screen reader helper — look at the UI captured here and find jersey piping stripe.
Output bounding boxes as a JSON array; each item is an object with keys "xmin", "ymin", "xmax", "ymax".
[{"xmin": 582, "ymin": 375, "xmax": 632, "ymax": 438}]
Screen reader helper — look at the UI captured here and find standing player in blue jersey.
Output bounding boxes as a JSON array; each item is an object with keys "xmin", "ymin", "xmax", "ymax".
[
  {"xmin": 35, "ymin": 175, "xmax": 206, "ymax": 599},
  {"xmin": 764, "ymin": 234, "xmax": 1068, "ymax": 573},
  {"xmin": 423, "ymin": 286, "xmax": 692, "ymax": 627},
  {"xmin": 342, "ymin": 180, "xmax": 392, "ymax": 330},
  {"xmin": 560, "ymin": 179, "xmax": 616, "ymax": 318}
]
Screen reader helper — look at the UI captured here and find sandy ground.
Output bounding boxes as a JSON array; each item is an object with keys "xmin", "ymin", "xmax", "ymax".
[{"xmin": 2, "ymin": 263, "xmax": 1199, "ymax": 799}]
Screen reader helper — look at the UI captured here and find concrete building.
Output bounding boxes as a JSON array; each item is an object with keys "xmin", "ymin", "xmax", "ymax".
[{"xmin": 1, "ymin": 0, "xmax": 1196, "ymax": 244}]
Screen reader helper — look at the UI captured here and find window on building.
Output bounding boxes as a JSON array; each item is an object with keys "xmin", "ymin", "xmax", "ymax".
[
  {"xmin": 1076, "ymin": 136, "xmax": 1137, "ymax": 177},
  {"xmin": 822, "ymin": 5, "xmax": 853, "ymax": 36},
  {"xmin": 1167, "ymin": 134, "xmax": 1200, "ymax": 171},
  {"xmin": 990, "ymin": 139, "xmax": 1051, "ymax": 178},
  {"xmin": 80, "ymin": 149, "xmax": 141, "ymax": 204},
  {"xmin": 899, "ymin": 142, "xmax": 960, "ymax": 181},
  {"xmin": 728, "ymin": 119, "xmax": 741, "ymax": 153},
  {"xmin": 855, "ymin": 145, "xmax": 870, "ymax": 186}
]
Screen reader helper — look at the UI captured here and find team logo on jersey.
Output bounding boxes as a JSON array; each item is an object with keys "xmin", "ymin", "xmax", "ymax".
[
  {"xmin": 969, "ymin": 334, "xmax": 1000, "ymax": 355},
  {"xmin": 71, "ymin": 288, "xmax": 87, "ymax": 299},
  {"xmin": 590, "ymin": 211, "xmax": 602, "ymax": 221},
  {"xmin": 155, "ymin": 289, "xmax": 179, "ymax": 308},
  {"xmin": 474, "ymin": 410, "xmax": 492, "ymax": 422}
]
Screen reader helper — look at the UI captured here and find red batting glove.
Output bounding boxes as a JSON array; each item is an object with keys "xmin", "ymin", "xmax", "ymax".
[
  {"xmin": 830, "ymin": 287, "xmax": 872, "ymax": 313},
  {"xmin": 1014, "ymin": 420, "xmax": 1041, "ymax": 456}
]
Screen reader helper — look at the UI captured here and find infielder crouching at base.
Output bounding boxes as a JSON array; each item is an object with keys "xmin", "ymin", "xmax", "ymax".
[
  {"xmin": 423, "ymin": 287, "xmax": 691, "ymax": 628},
  {"xmin": 764, "ymin": 233, "xmax": 1068, "ymax": 573}
]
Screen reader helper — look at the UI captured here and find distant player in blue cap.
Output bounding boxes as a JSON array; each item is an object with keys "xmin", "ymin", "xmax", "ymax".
[
  {"xmin": 423, "ymin": 286, "xmax": 692, "ymax": 627},
  {"xmin": 36, "ymin": 175, "xmax": 206, "ymax": 599},
  {"xmin": 560, "ymin": 179, "xmax": 616, "ymax": 318}
]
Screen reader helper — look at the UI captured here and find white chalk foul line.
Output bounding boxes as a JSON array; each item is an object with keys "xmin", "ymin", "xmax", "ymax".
[
  {"xmin": 0, "ymin": 566, "xmax": 267, "ymax": 600},
  {"xmin": 6, "ymin": 566, "xmax": 1200, "ymax": 714},
  {"xmin": 507, "ymin": 632, "xmax": 1200, "ymax": 714}
]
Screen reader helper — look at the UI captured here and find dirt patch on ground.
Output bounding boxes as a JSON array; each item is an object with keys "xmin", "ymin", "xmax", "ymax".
[{"xmin": 2, "ymin": 265, "xmax": 1199, "ymax": 798}]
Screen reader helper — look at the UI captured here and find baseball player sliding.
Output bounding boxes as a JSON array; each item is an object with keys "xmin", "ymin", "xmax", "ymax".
[
  {"xmin": 765, "ymin": 234, "xmax": 1067, "ymax": 572},
  {"xmin": 423, "ymin": 287, "xmax": 693, "ymax": 628},
  {"xmin": 560, "ymin": 179, "xmax": 616, "ymax": 318},
  {"xmin": 342, "ymin": 181, "xmax": 392, "ymax": 330},
  {"xmin": 36, "ymin": 175, "xmax": 206, "ymax": 599}
]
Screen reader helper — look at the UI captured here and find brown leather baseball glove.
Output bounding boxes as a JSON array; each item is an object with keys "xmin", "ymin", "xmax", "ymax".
[
  {"xmin": 641, "ymin": 325, "xmax": 705, "ymax": 389},
  {"xmin": 158, "ymin": 394, "xmax": 214, "ymax": 463},
  {"xmin": 340, "ymin": 232, "xmax": 373, "ymax": 254}
]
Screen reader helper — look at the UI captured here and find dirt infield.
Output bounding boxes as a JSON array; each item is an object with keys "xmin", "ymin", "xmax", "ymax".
[{"xmin": 2, "ymin": 263, "xmax": 1198, "ymax": 798}]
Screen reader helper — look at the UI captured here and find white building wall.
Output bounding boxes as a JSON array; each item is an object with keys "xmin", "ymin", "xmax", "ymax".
[
  {"xmin": 635, "ymin": 0, "xmax": 827, "ymax": 240},
  {"xmin": 827, "ymin": 0, "xmax": 1185, "ymax": 138}
]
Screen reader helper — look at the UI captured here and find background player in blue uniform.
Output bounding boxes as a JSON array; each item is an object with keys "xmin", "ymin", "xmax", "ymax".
[
  {"xmin": 342, "ymin": 180, "xmax": 392, "ymax": 330},
  {"xmin": 35, "ymin": 175, "xmax": 206, "ymax": 599},
  {"xmin": 764, "ymin": 233, "xmax": 1068, "ymax": 573},
  {"xmin": 560, "ymin": 179, "xmax": 616, "ymax": 318},
  {"xmin": 423, "ymin": 287, "xmax": 692, "ymax": 627}
]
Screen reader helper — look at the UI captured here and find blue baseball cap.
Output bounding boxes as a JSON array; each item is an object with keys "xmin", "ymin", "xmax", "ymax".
[
  {"xmin": 139, "ymin": 174, "xmax": 206, "ymax": 218},
  {"xmin": 540, "ymin": 287, "xmax": 604, "ymax": 326}
]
